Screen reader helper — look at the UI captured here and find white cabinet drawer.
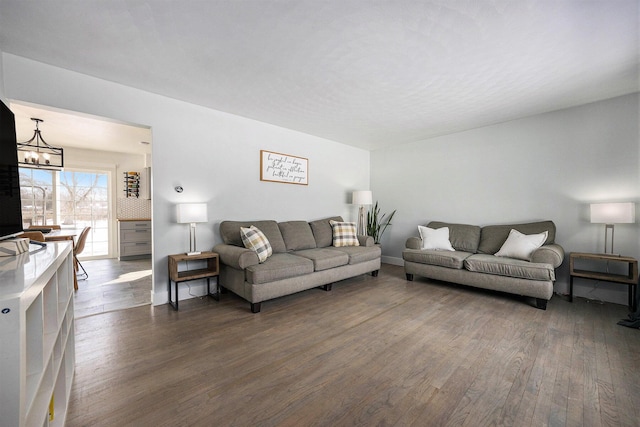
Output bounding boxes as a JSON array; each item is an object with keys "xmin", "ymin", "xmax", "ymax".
[
  {"xmin": 121, "ymin": 242, "xmax": 152, "ymax": 257},
  {"xmin": 118, "ymin": 220, "xmax": 152, "ymax": 260},
  {"xmin": 119, "ymin": 220, "xmax": 150, "ymax": 231},
  {"xmin": 120, "ymin": 229, "xmax": 151, "ymax": 243}
]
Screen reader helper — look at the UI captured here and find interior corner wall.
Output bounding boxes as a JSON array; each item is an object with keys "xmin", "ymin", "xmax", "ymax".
[
  {"xmin": 0, "ymin": 50, "xmax": 6, "ymax": 102},
  {"xmin": 371, "ymin": 93, "xmax": 640, "ymax": 306},
  {"xmin": 1, "ymin": 53, "xmax": 370, "ymax": 306}
]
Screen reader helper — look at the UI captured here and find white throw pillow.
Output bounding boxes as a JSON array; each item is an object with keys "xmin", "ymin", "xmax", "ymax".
[
  {"xmin": 418, "ymin": 226, "xmax": 455, "ymax": 251},
  {"xmin": 495, "ymin": 229, "xmax": 548, "ymax": 261}
]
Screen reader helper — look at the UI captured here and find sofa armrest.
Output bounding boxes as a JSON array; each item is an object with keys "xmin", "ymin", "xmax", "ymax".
[
  {"xmin": 213, "ymin": 243, "xmax": 260, "ymax": 269},
  {"xmin": 405, "ymin": 236, "xmax": 421, "ymax": 250},
  {"xmin": 357, "ymin": 235, "xmax": 375, "ymax": 247},
  {"xmin": 531, "ymin": 244, "xmax": 564, "ymax": 268}
]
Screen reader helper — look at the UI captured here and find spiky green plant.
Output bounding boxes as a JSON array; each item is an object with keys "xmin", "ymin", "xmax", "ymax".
[{"xmin": 366, "ymin": 201, "xmax": 396, "ymax": 244}]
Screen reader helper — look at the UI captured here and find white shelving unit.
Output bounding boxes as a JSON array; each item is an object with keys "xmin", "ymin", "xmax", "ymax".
[{"xmin": 0, "ymin": 242, "xmax": 75, "ymax": 427}]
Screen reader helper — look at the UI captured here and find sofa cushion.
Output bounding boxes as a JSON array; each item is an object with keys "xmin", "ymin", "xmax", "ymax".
[
  {"xmin": 478, "ymin": 221, "xmax": 556, "ymax": 255},
  {"xmin": 495, "ymin": 229, "xmax": 548, "ymax": 261},
  {"xmin": 428, "ymin": 221, "xmax": 481, "ymax": 253},
  {"xmin": 329, "ymin": 220, "xmax": 360, "ymax": 247},
  {"xmin": 464, "ymin": 254, "xmax": 555, "ymax": 281},
  {"xmin": 418, "ymin": 226, "xmax": 455, "ymax": 251},
  {"xmin": 402, "ymin": 249, "xmax": 472, "ymax": 270},
  {"xmin": 245, "ymin": 253, "xmax": 314, "ymax": 284},
  {"xmin": 309, "ymin": 216, "xmax": 343, "ymax": 248},
  {"xmin": 278, "ymin": 221, "xmax": 317, "ymax": 251},
  {"xmin": 220, "ymin": 220, "xmax": 287, "ymax": 253},
  {"xmin": 240, "ymin": 225, "xmax": 273, "ymax": 263},
  {"xmin": 293, "ymin": 248, "xmax": 349, "ymax": 271},
  {"xmin": 333, "ymin": 245, "xmax": 382, "ymax": 265}
]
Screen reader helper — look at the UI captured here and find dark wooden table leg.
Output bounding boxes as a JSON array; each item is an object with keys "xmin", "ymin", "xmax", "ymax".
[
  {"xmin": 569, "ymin": 275, "xmax": 574, "ymax": 302},
  {"xmin": 168, "ymin": 279, "xmax": 178, "ymax": 310}
]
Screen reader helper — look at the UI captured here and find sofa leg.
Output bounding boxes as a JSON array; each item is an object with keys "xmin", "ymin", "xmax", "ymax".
[
  {"xmin": 371, "ymin": 270, "xmax": 379, "ymax": 277},
  {"xmin": 251, "ymin": 302, "xmax": 261, "ymax": 313},
  {"xmin": 318, "ymin": 284, "xmax": 332, "ymax": 291},
  {"xmin": 536, "ymin": 298, "xmax": 547, "ymax": 310},
  {"xmin": 406, "ymin": 273, "xmax": 414, "ymax": 281}
]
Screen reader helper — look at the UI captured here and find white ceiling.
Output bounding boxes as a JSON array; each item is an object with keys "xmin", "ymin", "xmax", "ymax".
[
  {"xmin": 0, "ymin": 1, "xmax": 638, "ymax": 151},
  {"xmin": 10, "ymin": 102, "xmax": 152, "ymax": 155}
]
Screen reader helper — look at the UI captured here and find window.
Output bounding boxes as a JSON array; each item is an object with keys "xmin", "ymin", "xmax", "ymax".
[
  {"xmin": 19, "ymin": 167, "xmax": 111, "ymax": 257},
  {"xmin": 58, "ymin": 170, "xmax": 109, "ymax": 256},
  {"xmin": 19, "ymin": 168, "xmax": 55, "ymax": 227}
]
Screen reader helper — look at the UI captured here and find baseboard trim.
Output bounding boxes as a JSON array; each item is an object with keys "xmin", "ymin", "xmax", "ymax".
[{"xmin": 382, "ymin": 256, "xmax": 403, "ymax": 266}]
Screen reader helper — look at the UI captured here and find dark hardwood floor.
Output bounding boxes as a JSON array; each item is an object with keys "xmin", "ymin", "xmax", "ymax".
[
  {"xmin": 73, "ymin": 258, "xmax": 151, "ymax": 318},
  {"xmin": 67, "ymin": 264, "xmax": 640, "ymax": 426}
]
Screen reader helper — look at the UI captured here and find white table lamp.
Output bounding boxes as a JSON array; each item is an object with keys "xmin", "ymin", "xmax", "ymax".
[
  {"xmin": 590, "ymin": 202, "xmax": 635, "ymax": 254},
  {"xmin": 177, "ymin": 203, "xmax": 208, "ymax": 256},
  {"xmin": 352, "ymin": 190, "xmax": 373, "ymax": 236}
]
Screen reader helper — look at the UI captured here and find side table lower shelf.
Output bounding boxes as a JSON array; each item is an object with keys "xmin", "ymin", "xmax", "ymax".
[
  {"xmin": 168, "ymin": 251, "xmax": 220, "ymax": 310},
  {"xmin": 569, "ymin": 252, "xmax": 638, "ymax": 311}
]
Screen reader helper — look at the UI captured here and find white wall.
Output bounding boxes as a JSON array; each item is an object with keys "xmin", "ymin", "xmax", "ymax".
[
  {"xmin": 2, "ymin": 53, "xmax": 370, "ymax": 305},
  {"xmin": 372, "ymin": 93, "xmax": 639, "ymax": 305},
  {"xmin": 0, "ymin": 53, "xmax": 5, "ymax": 102}
]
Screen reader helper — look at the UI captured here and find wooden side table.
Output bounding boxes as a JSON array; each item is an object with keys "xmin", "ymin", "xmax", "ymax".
[
  {"xmin": 569, "ymin": 252, "xmax": 638, "ymax": 311},
  {"xmin": 168, "ymin": 251, "xmax": 220, "ymax": 310}
]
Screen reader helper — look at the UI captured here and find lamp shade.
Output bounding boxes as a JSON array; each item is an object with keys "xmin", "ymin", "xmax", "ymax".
[
  {"xmin": 590, "ymin": 202, "xmax": 636, "ymax": 224},
  {"xmin": 352, "ymin": 190, "xmax": 373, "ymax": 205},
  {"xmin": 176, "ymin": 203, "xmax": 208, "ymax": 223}
]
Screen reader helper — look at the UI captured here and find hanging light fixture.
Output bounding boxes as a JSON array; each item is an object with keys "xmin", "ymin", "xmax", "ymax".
[{"xmin": 17, "ymin": 118, "xmax": 64, "ymax": 170}]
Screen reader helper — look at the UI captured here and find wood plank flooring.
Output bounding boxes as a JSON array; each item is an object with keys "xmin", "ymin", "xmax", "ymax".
[
  {"xmin": 73, "ymin": 258, "xmax": 151, "ymax": 318},
  {"xmin": 66, "ymin": 264, "xmax": 640, "ymax": 426}
]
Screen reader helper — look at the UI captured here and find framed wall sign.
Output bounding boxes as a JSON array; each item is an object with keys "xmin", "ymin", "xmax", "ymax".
[{"xmin": 260, "ymin": 150, "xmax": 308, "ymax": 185}]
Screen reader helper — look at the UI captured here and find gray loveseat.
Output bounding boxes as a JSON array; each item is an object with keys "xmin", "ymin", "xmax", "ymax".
[
  {"xmin": 403, "ymin": 221, "xmax": 564, "ymax": 309},
  {"xmin": 213, "ymin": 217, "xmax": 381, "ymax": 313}
]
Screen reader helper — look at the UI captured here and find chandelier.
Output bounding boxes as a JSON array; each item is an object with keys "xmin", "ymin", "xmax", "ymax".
[{"xmin": 17, "ymin": 118, "xmax": 64, "ymax": 170}]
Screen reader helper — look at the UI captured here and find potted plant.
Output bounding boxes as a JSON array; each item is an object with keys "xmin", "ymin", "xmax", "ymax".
[{"xmin": 366, "ymin": 201, "xmax": 396, "ymax": 244}]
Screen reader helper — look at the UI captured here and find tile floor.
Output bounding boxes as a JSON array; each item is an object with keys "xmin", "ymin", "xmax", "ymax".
[{"xmin": 73, "ymin": 257, "xmax": 152, "ymax": 318}]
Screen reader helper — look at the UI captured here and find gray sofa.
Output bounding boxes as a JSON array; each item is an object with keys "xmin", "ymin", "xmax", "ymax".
[
  {"xmin": 213, "ymin": 217, "xmax": 381, "ymax": 313},
  {"xmin": 403, "ymin": 221, "xmax": 564, "ymax": 309}
]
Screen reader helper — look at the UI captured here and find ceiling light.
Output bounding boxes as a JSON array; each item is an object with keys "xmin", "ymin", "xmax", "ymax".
[{"xmin": 17, "ymin": 118, "xmax": 64, "ymax": 170}]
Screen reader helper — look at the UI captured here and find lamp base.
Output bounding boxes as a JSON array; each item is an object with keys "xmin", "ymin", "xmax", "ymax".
[
  {"xmin": 357, "ymin": 205, "xmax": 366, "ymax": 236},
  {"xmin": 186, "ymin": 251, "xmax": 202, "ymax": 256}
]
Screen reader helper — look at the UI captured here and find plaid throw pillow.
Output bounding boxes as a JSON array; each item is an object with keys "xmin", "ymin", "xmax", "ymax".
[
  {"xmin": 329, "ymin": 220, "xmax": 360, "ymax": 247},
  {"xmin": 240, "ymin": 225, "xmax": 273, "ymax": 263}
]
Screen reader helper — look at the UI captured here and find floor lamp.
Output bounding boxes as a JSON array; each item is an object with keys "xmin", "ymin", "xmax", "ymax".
[
  {"xmin": 590, "ymin": 202, "xmax": 636, "ymax": 254},
  {"xmin": 177, "ymin": 203, "xmax": 208, "ymax": 256},
  {"xmin": 352, "ymin": 190, "xmax": 372, "ymax": 236}
]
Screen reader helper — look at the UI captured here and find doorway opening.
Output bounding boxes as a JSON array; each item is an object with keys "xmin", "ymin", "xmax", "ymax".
[{"xmin": 12, "ymin": 100, "xmax": 153, "ymax": 318}]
